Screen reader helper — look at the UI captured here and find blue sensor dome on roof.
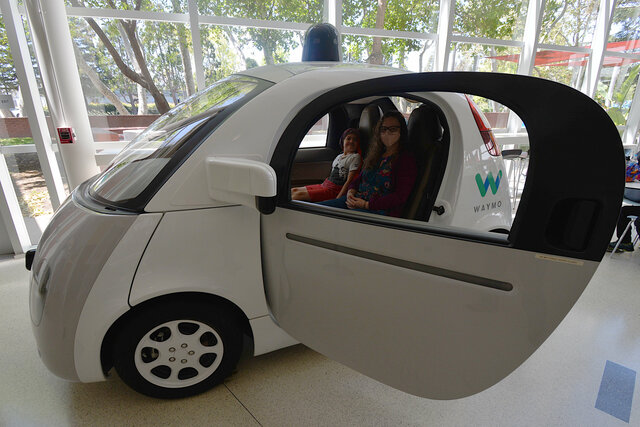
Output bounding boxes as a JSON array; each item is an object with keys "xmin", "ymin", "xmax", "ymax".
[{"xmin": 301, "ymin": 23, "xmax": 341, "ymax": 62}]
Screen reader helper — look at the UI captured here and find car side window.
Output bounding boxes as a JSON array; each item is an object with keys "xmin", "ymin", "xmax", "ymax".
[
  {"xmin": 287, "ymin": 93, "xmax": 526, "ymax": 237},
  {"xmin": 299, "ymin": 114, "xmax": 329, "ymax": 148}
]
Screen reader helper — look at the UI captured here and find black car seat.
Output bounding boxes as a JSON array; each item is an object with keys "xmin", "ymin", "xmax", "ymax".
[
  {"xmin": 403, "ymin": 105, "xmax": 445, "ymax": 220},
  {"xmin": 358, "ymin": 104, "xmax": 382, "ymax": 156}
]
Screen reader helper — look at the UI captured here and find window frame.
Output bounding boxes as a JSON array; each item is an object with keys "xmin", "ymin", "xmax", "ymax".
[{"xmin": 270, "ymin": 90, "xmax": 506, "ymax": 246}]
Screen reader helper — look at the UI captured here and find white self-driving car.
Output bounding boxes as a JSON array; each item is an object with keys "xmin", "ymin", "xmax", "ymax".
[{"xmin": 27, "ymin": 62, "xmax": 624, "ymax": 399}]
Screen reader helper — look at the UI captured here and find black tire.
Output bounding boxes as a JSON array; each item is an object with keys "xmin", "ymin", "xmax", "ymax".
[{"xmin": 113, "ymin": 299, "xmax": 243, "ymax": 399}]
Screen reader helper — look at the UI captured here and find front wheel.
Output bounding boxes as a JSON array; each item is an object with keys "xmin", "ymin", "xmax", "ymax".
[{"xmin": 113, "ymin": 300, "xmax": 243, "ymax": 398}]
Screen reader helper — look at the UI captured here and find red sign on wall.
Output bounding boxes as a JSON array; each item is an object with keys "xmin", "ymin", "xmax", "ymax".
[{"xmin": 57, "ymin": 127, "xmax": 74, "ymax": 144}]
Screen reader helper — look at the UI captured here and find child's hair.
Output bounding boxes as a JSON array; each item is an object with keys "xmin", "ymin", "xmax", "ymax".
[
  {"xmin": 339, "ymin": 128, "xmax": 361, "ymax": 153},
  {"xmin": 363, "ymin": 111, "xmax": 409, "ymax": 170}
]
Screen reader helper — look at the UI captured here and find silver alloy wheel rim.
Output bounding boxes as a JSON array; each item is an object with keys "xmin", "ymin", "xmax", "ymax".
[{"xmin": 134, "ymin": 319, "xmax": 224, "ymax": 388}]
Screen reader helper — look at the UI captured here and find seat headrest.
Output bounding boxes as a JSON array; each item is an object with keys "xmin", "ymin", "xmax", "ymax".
[{"xmin": 408, "ymin": 106, "xmax": 443, "ymax": 144}]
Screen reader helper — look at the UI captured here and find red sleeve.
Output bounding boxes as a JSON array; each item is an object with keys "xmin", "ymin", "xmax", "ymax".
[{"xmin": 368, "ymin": 152, "xmax": 417, "ymax": 212}]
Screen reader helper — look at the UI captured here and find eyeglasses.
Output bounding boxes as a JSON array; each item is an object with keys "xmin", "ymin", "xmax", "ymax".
[{"xmin": 379, "ymin": 126, "xmax": 400, "ymax": 134}]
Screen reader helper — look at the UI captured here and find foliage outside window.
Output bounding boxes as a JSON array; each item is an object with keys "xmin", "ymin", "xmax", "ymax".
[
  {"xmin": 450, "ymin": 44, "xmax": 520, "ymax": 73},
  {"xmin": 343, "ymin": 35, "xmax": 436, "ymax": 71},
  {"xmin": 198, "ymin": 0, "xmax": 322, "ymax": 67},
  {"xmin": 595, "ymin": 60, "xmax": 640, "ymax": 126},
  {"xmin": 199, "ymin": 25, "xmax": 304, "ymax": 86},
  {"xmin": 539, "ymin": 0, "xmax": 600, "ymax": 47},
  {"xmin": 453, "ymin": 0, "xmax": 528, "ymax": 41},
  {"xmin": 531, "ymin": 50, "xmax": 588, "ymax": 89},
  {"xmin": 65, "ymin": 0, "xmax": 187, "ymax": 13},
  {"xmin": 342, "ymin": 0, "xmax": 438, "ymax": 67},
  {"xmin": 0, "ymin": 17, "xmax": 18, "ymax": 95},
  {"xmin": 67, "ymin": 0, "xmax": 197, "ymax": 115},
  {"xmin": 608, "ymin": 0, "xmax": 640, "ymax": 53}
]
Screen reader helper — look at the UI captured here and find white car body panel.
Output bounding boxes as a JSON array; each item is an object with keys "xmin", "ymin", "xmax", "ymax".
[
  {"xmin": 74, "ymin": 213, "xmax": 163, "ymax": 382},
  {"xmin": 146, "ymin": 65, "xmax": 511, "ymax": 231},
  {"xmin": 128, "ymin": 205, "xmax": 297, "ymax": 355},
  {"xmin": 32, "ymin": 64, "xmax": 563, "ymax": 395},
  {"xmin": 145, "ymin": 67, "xmax": 408, "ymax": 213}
]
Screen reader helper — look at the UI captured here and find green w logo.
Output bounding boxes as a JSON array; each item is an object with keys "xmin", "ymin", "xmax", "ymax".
[{"xmin": 475, "ymin": 170, "xmax": 503, "ymax": 197}]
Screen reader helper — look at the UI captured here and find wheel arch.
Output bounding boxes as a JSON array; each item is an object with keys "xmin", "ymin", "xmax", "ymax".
[{"xmin": 100, "ymin": 292, "xmax": 253, "ymax": 375}]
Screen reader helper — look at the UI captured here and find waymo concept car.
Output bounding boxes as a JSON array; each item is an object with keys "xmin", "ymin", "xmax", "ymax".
[{"xmin": 27, "ymin": 63, "xmax": 624, "ymax": 399}]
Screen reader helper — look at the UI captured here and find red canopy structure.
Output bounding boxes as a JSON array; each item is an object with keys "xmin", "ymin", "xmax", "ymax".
[{"xmin": 490, "ymin": 39, "xmax": 640, "ymax": 67}]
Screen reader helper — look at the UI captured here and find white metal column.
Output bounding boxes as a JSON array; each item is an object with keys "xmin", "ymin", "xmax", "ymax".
[
  {"xmin": 323, "ymin": 0, "xmax": 342, "ymax": 28},
  {"xmin": 187, "ymin": 0, "xmax": 205, "ymax": 91},
  {"xmin": 0, "ymin": 154, "xmax": 31, "ymax": 254},
  {"xmin": 24, "ymin": 0, "xmax": 99, "ymax": 190},
  {"xmin": 1, "ymin": 0, "xmax": 66, "ymax": 210},
  {"xmin": 508, "ymin": 0, "xmax": 545, "ymax": 133},
  {"xmin": 582, "ymin": 0, "xmax": 616, "ymax": 97},
  {"xmin": 436, "ymin": 0, "xmax": 455, "ymax": 71},
  {"xmin": 517, "ymin": 0, "xmax": 545, "ymax": 76}
]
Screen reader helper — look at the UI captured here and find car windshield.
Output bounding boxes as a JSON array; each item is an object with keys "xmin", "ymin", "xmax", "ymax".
[{"xmin": 89, "ymin": 75, "xmax": 261, "ymax": 206}]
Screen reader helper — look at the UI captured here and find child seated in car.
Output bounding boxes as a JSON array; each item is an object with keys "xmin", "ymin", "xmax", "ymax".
[{"xmin": 291, "ymin": 128, "xmax": 362, "ymax": 202}]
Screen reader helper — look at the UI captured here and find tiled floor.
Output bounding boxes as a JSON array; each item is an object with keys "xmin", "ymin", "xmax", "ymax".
[{"xmin": 1, "ymin": 250, "xmax": 640, "ymax": 426}]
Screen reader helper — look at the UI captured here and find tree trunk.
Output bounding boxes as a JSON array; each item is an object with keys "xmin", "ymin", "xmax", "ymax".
[
  {"xmin": 224, "ymin": 27, "xmax": 247, "ymax": 65},
  {"xmin": 263, "ymin": 40, "xmax": 276, "ymax": 65},
  {"xmin": 121, "ymin": 20, "xmax": 171, "ymax": 113},
  {"xmin": 418, "ymin": 40, "xmax": 430, "ymax": 72},
  {"xmin": 369, "ymin": 0, "xmax": 388, "ymax": 65},
  {"xmin": 73, "ymin": 43, "xmax": 129, "ymax": 115},
  {"xmin": 170, "ymin": 86, "xmax": 179, "ymax": 105},
  {"xmin": 125, "ymin": 90, "xmax": 135, "ymax": 113},
  {"xmin": 172, "ymin": 0, "xmax": 195, "ymax": 96},
  {"xmin": 69, "ymin": 0, "xmax": 170, "ymax": 113},
  {"xmin": 137, "ymin": 85, "xmax": 148, "ymax": 114},
  {"xmin": 117, "ymin": 22, "xmax": 148, "ymax": 114}
]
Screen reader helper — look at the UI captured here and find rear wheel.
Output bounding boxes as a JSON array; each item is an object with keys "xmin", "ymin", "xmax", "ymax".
[{"xmin": 113, "ymin": 300, "xmax": 242, "ymax": 398}]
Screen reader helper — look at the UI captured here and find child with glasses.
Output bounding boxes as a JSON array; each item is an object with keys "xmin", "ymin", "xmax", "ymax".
[
  {"xmin": 291, "ymin": 128, "xmax": 363, "ymax": 202},
  {"xmin": 318, "ymin": 111, "xmax": 417, "ymax": 217}
]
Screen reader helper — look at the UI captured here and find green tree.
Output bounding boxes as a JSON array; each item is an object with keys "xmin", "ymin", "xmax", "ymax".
[
  {"xmin": 530, "ymin": 0, "xmax": 600, "ymax": 88},
  {"xmin": 342, "ymin": 0, "xmax": 438, "ymax": 68},
  {"xmin": 610, "ymin": 0, "xmax": 640, "ymax": 43},
  {"xmin": 69, "ymin": 0, "xmax": 172, "ymax": 113},
  {"xmin": 540, "ymin": 0, "xmax": 600, "ymax": 46},
  {"xmin": 199, "ymin": 0, "xmax": 322, "ymax": 65},
  {"xmin": 0, "ymin": 17, "xmax": 18, "ymax": 94}
]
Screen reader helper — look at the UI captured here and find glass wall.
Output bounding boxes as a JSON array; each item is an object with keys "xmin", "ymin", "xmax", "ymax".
[
  {"xmin": 450, "ymin": 44, "xmax": 520, "ymax": 73},
  {"xmin": 453, "ymin": 0, "xmax": 528, "ymax": 40},
  {"xmin": 342, "ymin": 0, "xmax": 439, "ymax": 33},
  {"xmin": 596, "ymin": 57, "xmax": 640, "ymax": 128},
  {"xmin": 198, "ymin": 0, "xmax": 323, "ymax": 23},
  {"xmin": 532, "ymin": 49, "xmax": 589, "ymax": 89},
  {"xmin": 343, "ymin": 35, "xmax": 436, "ymax": 71},
  {"xmin": 539, "ymin": 0, "xmax": 600, "ymax": 47},
  {"xmin": 0, "ymin": 15, "xmax": 55, "ymax": 238},
  {"xmin": 608, "ymin": 0, "xmax": 640, "ymax": 52},
  {"xmin": 65, "ymin": 0, "xmax": 187, "ymax": 13}
]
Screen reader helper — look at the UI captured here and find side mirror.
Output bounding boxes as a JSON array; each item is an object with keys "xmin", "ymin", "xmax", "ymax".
[{"xmin": 205, "ymin": 157, "xmax": 277, "ymax": 214}]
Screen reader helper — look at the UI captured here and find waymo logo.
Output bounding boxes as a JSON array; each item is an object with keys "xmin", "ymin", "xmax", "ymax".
[{"xmin": 475, "ymin": 170, "xmax": 503, "ymax": 197}]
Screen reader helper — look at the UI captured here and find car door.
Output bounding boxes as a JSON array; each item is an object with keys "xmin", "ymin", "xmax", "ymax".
[{"xmin": 260, "ymin": 72, "xmax": 624, "ymax": 400}]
